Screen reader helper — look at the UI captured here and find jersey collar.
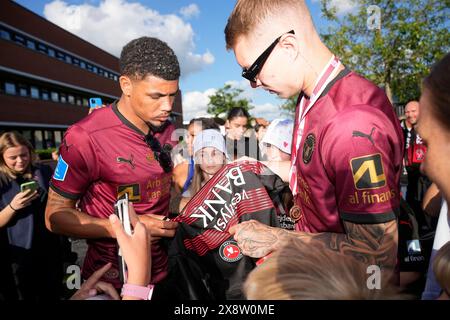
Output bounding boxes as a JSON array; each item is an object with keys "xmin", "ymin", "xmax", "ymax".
[{"xmin": 112, "ymin": 101, "xmax": 171, "ymax": 136}]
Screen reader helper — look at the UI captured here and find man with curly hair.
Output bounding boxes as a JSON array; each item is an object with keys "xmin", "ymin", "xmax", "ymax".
[{"xmin": 45, "ymin": 37, "xmax": 179, "ymax": 296}]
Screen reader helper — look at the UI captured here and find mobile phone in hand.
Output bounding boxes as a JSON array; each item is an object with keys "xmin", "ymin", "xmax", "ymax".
[
  {"xmin": 114, "ymin": 194, "xmax": 132, "ymax": 283},
  {"xmin": 89, "ymin": 97, "xmax": 103, "ymax": 108},
  {"xmin": 20, "ymin": 181, "xmax": 39, "ymax": 193}
]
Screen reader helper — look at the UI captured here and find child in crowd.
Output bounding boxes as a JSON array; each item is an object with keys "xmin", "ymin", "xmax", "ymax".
[
  {"xmin": 179, "ymin": 129, "xmax": 229, "ymax": 211},
  {"xmin": 260, "ymin": 119, "xmax": 294, "ymax": 162},
  {"xmin": 260, "ymin": 119, "xmax": 295, "ymax": 229}
]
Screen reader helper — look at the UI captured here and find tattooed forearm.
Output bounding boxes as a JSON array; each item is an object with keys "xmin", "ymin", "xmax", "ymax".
[{"xmin": 273, "ymin": 220, "xmax": 398, "ymax": 273}]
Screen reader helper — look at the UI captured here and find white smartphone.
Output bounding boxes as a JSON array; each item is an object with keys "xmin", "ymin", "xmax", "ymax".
[{"xmin": 114, "ymin": 193, "xmax": 132, "ymax": 283}]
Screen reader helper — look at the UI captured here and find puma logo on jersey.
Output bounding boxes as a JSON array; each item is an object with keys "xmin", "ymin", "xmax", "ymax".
[
  {"xmin": 117, "ymin": 155, "xmax": 135, "ymax": 169},
  {"xmin": 352, "ymin": 127, "xmax": 376, "ymax": 146}
]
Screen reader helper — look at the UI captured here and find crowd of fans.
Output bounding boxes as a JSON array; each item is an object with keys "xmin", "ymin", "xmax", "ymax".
[{"xmin": 0, "ymin": 0, "xmax": 449, "ymax": 302}]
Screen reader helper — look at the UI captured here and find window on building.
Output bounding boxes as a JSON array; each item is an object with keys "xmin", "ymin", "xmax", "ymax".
[
  {"xmin": 30, "ymin": 86, "xmax": 40, "ymax": 99},
  {"xmin": 5, "ymin": 82, "xmax": 16, "ymax": 95},
  {"xmin": 51, "ymin": 91, "xmax": 59, "ymax": 102},
  {"xmin": 42, "ymin": 90, "xmax": 49, "ymax": 100},
  {"xmin": 76, "ymin": 97, "xmax": 82, "ymax": 106},
  {"xmin": 113, "ymin": 75, "xmax": 118, "ymax": 81},
  {"xmin": 92, "ymin": 66, "xmax": 97, "ymax": 73},
  {"xmin": 34, "ymin": 130, "xmax": 43, "ymax": 150},
  {"xmin": 68, "ymin": 95, "xmax": 75, "ymax": 104},
  {"xmin": 54, "ymin": 131, "xmax": 62, "ymax": 148},
  {"xmin": 56, "ymin": 51, "xmax": 65, "ymax": 61},
  {"xmin": 26, "ymin": 39, "xmax": 36, "ymax": 50},
  {"xmin": 22, "ymin": 130, "xmax": 32, "ymax": 144},
  {"xmin": 37, "ymin": 43, "xmax": 47, "ymax": 54},
  {"xmin": 19, "ymin": 85, "xmax": 28, "ymax": 97},
  {"xmin": 98, "ymin": 68, "xmax": 104, "ymax": 76},
  {"xmin": 48, "ymin": 48, "xmax": 55, "ymax": 57},
  {"xmin": 0, "ymin": 29, "xmax": 11, "ymax": 40},
  {"xmin": 86, "ymin": 64, "xmax": 93, "ymax": 72},
  {"xmin": 44, "ymin": 131, "xmax": 55, "ymax": 149},
  {"xmin": 80, "ymin": 61, "xmax": 86, "ymax": 69},
  {"xmin": 72, "ymin": 58, "xmax": 80, "ymax": 66},
  {"xmin": 60, "ymin": 93, "xmax": 67, "ymax": 103},
  {"xmin": 65, "ymin": 55, "xmax": 72, "ymax": 64},
  {"xmin": 82, "ymin": 98, "xmax": 89, "ymax": 107},
  {"xmin": 14, "ymin": 34, "xmax": 25, "ymax": 46}
]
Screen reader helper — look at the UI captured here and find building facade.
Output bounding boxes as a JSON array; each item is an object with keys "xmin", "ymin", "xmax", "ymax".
[{"xmin": 0, "ymin": 0, "xmax": 183, "ymax": 150}]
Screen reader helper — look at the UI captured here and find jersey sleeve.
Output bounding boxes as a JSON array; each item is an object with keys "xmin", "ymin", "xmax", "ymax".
[
  {"xmin": 50, "ymin": 125, "xmax": 99, "ymax": 200},
  {"xmin": 321, "ymin": 105, "xmax": 403, "ymax": 224}
]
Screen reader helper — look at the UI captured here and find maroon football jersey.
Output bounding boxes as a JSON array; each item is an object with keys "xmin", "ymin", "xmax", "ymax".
[
  {"xmin": 51, "ymin": 102, "xmax": 176, "ymax": 288},
  {"xmin": 291, "ymin": 69, "xmax": 404, "ymax": 233}
]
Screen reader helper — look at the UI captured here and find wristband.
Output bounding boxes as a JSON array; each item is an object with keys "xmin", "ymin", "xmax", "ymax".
[
  {"xmin": 256, "ymin": 252, "xmax": 273, "ymax": 266},
  {"xmin": 9, "ymin": 203, "xmax": 17, "ymax": 212},
  {"xmin": 121, "ymin": 283, "xmax": 154, "ymax": 300}
]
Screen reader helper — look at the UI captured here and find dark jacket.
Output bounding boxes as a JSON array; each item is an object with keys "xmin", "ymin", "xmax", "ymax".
[{"xmin": 165, "ymin": 161, "xmax": 289, "ymax": 300}]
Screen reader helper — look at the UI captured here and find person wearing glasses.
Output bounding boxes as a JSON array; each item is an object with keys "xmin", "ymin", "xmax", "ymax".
[
  {"xmin": 44, "ymin": 37, "xmax": 179, "ymax": 298},
  {"xmin": 225, "ymin": 0, "xmax": 404, "ymax": 283}
]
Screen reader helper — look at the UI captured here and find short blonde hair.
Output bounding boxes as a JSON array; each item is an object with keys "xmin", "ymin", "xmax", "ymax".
[
  {"xmin": 224, "ymin": 0, "xmax": 309, "ymax": 50},
  {"xmin": 433, "ymin": 241, "xmax": 450, "ymax": 296},
  {"xmin": 244, "ymin": 239, "xmax": 408, "ymax": 300}
]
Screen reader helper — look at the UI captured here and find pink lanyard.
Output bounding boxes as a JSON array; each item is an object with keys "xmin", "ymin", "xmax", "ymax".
[{"xmin": 289, "ymin": 55, "xmax": 341, "ymax": 195}]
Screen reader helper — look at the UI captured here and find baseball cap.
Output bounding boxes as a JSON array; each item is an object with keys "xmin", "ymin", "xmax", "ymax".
[
  {"xmin": 193, "ymin": 129, "xmax": 228, "ymax": 159},
  {"xmin": 261, "ymin": 119, "xmax": 294, "ymax": 154}
]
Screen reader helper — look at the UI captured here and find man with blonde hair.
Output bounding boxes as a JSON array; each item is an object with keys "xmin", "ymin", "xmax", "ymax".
[{"xmin": 226, "ymin": 0, "xmax": 404, "ymax": 283}]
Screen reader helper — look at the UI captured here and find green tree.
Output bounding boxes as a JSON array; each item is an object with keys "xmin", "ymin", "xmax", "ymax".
[
  {"xmin": 319, "ymin": 0, "xmax": 449, "ymax": 105},
  {"xmin": 279, "ymin": 96, "xmax": 297, "ymax": 117},
  {"xmin": 207, "ymin": 84, "xmax": 254, "ymax": 118}
]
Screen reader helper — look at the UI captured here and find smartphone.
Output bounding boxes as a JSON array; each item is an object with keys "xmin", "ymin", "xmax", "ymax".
[
  {"xmin": 20, "ymin": 181, "xmax": 39, "ymax": 193},
  {"xmin": 114, "ymin": 193, "xmax": 132, "ymax": 283},
  {"xmin": 89, "ymin": 97, "xmax": 103, "ymax": 108}
]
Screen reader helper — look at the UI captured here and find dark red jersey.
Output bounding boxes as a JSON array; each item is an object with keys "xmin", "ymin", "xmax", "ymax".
[
  {"xmin": 291, "ymin": 69, "xmax": 404, "ymax": 233},
  {"xmin": 51, "ymin": 102, "xmax": 175, "ymax": 288}
]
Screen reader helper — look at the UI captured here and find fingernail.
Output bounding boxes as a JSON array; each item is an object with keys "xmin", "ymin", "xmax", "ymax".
[
  {"xmin": 109, "ymin": 214, "xmax": 118, "ymax": 222},
  {"xmin": 89, "ymin": 289, "xmax": 97, "ymax": 296}
]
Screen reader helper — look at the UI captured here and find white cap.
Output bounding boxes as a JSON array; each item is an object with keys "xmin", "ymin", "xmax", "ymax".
[
  {"xmin": 261, "ymin": 119, "xmax": 294, "ymax": 154},
  {"xmin": 193, "ymin": 129, "xmax": 228, "ymax": 159}
]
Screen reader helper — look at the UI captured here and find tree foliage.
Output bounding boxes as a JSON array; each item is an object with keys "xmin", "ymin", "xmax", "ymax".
[
  {"xmin": 280, "ymin": 96, "xmax": 297, "ymax": 117},
  {"xmin": 207, "ymin": 84, "xmax": 254, "ymax": 118},
  {"xmin": 319, "ymin": 0, "xmax": 449, "ymax": 105}
]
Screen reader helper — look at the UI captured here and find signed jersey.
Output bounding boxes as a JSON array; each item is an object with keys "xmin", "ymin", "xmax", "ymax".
[
  {"xmin": 167, "ymin": 161, "xmax": 287, "ymax": 300},
  {"xmin": 50, "ymin": 102, "xmax": 175, "ymax": 288},
  {"xmin": 292, "ymin": 69, "xmax": 404, "ymax": 233}
]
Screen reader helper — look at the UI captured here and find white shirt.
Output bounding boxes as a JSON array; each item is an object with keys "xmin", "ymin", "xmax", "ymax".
[{"xmin": 422, "ymin": 200, "xmax": 450, "ymax": 299}]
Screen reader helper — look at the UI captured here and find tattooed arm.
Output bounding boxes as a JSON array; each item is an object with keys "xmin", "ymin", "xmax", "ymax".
[
  {"xmin": 45, "ymin": 188, "xmax": 114, "ymax": 238},
  {"xmin": 229, "ymin": 219, "xmax": 398, "ymax": 274},
  {"xmin": 45, "ymin": 188, "xmax": 178, "ymax": 239}
]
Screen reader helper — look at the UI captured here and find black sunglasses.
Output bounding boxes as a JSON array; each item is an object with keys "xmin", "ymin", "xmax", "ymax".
[
  {"xmin": 144, "ymin": 133, "xmax": 173, "ymax": 173},
  {"xmin": 242, "ymin": 30, "xmax": 295, "ymax": 83}
]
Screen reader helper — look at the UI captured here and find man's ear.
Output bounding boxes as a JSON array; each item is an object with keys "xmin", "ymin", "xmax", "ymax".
[
  {"xmin": 225, "ymin": 120, "xmax": 230, "ymax": 129},
  {"xmin": 119, "ymin": 75, "xmax": 133, "ymax": 97},
  {"xmin": 280, "ymin": 32, "xmax": 299, "ymax": 61}
]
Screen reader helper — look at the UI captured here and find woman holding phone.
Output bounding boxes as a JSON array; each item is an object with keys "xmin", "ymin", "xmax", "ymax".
[{"xmin": 0, "ymin": 131, "xmax": 63, "ymax": 300}]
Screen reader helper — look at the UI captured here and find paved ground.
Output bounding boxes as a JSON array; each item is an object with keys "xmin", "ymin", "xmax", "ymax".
[{"xmin": 70, "ymin": 238, "xmax": 88, "ymax": 267}]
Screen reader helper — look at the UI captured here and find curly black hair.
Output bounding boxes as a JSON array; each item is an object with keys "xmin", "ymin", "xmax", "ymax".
[{"xmin": 119, "ymin": 37, "xmax": 180, "ymax": 80}]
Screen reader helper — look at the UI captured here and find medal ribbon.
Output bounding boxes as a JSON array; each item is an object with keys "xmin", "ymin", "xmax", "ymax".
[{"xmin": 289, "ymin": 55, "xmax": 341, "ymax": 195}]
